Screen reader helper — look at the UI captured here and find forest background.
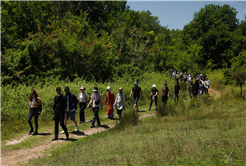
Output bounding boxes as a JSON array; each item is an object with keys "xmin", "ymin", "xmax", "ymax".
[{"xmin": 1, "ymin": 1, "xmax": 246, "ymax": 85}]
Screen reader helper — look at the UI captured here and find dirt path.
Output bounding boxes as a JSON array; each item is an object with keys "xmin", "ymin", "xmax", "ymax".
[
  {"xmin": 208, "ymin": 88, "xmax": 221, "ymax": 98},
  {"xmin": 1, "ymin": 111, "xmax": 155, "ymax": 166}
]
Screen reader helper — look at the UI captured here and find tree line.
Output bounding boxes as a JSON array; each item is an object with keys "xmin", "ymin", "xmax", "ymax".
[{"xmin": 1, "ymin": 1, "xmax": 246, "ymax": 88}]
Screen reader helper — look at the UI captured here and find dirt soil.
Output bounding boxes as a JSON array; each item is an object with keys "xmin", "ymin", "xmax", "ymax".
[{"xmin": 1, "ymin": 112, "xmax": 155, "ymax": 166}]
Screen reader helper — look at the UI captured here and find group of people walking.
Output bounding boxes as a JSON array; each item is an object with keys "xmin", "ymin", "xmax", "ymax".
[{"xmin": 27, "ymin": 72, "xmax": 210, "ymax": 141}]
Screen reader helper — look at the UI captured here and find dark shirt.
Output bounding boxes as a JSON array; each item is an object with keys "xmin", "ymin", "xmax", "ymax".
[
  {"xmin": 161, "ymin": 86, "xmax": 169, "ymax": 96},
  {"xmin": 174, "ymin": 85, "xmax": 180, "ymax": 95},
  {"xmin": 53, "ymin": 94, "xmax": 66, "ymax": 116},
  {"xmin": 64, "ymin": 92, "xmax": 79, "ymax": 111},
  {"xmin": 193, "ymin": 83, "xmax": 199, "ymax": 94},
  {"xmin": 151, "ymin": 89, "xmax": 158, "ymax": 96},
  {"xmin": 132, "ymin": 86, "xmax": 141, "ymax": 97}
]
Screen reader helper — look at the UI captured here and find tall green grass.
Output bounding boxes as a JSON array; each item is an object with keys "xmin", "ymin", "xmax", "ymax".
[{"xmin": 26, "ymin": 86, "xmax": 246, "ymax": 165}]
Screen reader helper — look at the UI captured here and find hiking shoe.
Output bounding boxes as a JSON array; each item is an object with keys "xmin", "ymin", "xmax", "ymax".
[
  {"xmin": 33, "ymin": 131, "xmax": 38, "ymax": 135},
  {"xmin": 66, "ymin": 133, "xmax": 69, "ymax": 139},
  {"xmin": 137, "ymin": 109, "xmax": 139, "ymax": 112},
  {"xmin": 148, "ymin": 108, "xmax": 151, "ymax": 111},
  {"xmin": 61, "ymin": 130, "xmax": 65, "ymax": 134},
  {"xmin": 28, "ymin": 129, "xmax": 34, "ymax": 134},
  {"xmin": 75, "ymin": 126, "xmax": 78, "ymax": 132},
  {"xmin": 90, "ymin": 125, "xmax": 94, "ymax": 128},
  {"xmin": 52, "ymin": 137, "xmax": 58, "ymax": 141},
  {"xmin": 79, "ymin": 121, "xmax": 82, "ymax": 124}
]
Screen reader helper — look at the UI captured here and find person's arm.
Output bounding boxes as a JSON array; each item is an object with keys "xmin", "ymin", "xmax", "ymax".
[
  {"xmin": 155, "ymin": 92, "xmax": 158, "ymax": 97},
  {"xmin": 112, "ymin": 93, "xmax": 115, "ymax": 104},
  {"xmin": 87, "ymin": 95, "xmax": 92, "ymax": 108},
  {"xmin": 86, "ymin": 96, "xmax": 88, "ymax": 104},
  {"xmin": 36, "ymin": 98, "xmax": 42, "ymax": 105},
  {"xmin": 129, "ymin": 90, "xmax": 133, "ymax": 98},
  {"xmin": 113, "ymin": 94, "xmax": 117, "ymax": 109},
  {"xmin": 77, "ymin": 94, "xmax": 80, "ymax": 102}
]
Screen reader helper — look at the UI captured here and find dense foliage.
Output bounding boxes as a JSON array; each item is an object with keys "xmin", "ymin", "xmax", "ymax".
[{"xmin": 1, "ymin": 2, "xmax": 246, "ymax": 85}]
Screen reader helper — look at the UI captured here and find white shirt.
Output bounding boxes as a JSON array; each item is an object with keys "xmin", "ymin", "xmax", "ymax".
[
  {"xmin": 114, "ymin": 93, "xmax": 126, "ymax": 110},
  {"xmin": 78, "ymin": 92, "xmax": 87, "ymax": 103}
]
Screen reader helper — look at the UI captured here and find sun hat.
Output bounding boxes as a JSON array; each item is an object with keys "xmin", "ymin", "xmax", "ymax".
[
  {"xmin": 80, "ymin": 86, "xmax": 85, "ymax": 90},
  {"xmin": 106, "ymin": 86, "xmax": 111, "ymax": 90},
  {"xmin": 152, "ymin": 84, "xmax": 156, "ymax": 88},
  {"xmin": 134, "ymin": 82, "xmax": 138, "ymax": 85},
  {"xmin": 93, "ymin": 87, "xmax": 98, "ymax": 92}
]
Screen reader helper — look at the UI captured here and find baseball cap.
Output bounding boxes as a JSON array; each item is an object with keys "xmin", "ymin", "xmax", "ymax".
[
  {"xmin": 134, "ymin": 82, "xmax": 138, "ymax": 85},
  {"xmin": 119, "ymin": 87, "xmax": 123, "ymax": 91},
  {"xmin": 64, "ymin": 87, "xmax": 69, "ymax": 91},
  {"xmin": 56, "ymin": 87, "xmax": 61, "ymax": 91},
  {"xmin": 80, "ymin": 86, "xmax": 85, "ymax": 90},
  {"xmin": 106, "ymin": 86, "xmax": 111, "ymax": 90},
  {"xmin": 164, "ymin": 82, "xmax": 167, "ymax": 85},
  {"xmin": 93, "ymin": 87, "xmax": 98, "ymax": 92},
  {"xmin": 152, "ymin": 84, "xmax": 156, "ymax": 88}
]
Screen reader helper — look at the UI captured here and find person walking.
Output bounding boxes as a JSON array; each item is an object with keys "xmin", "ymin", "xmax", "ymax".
[
  {"xmin": 204, "ymin": 77, "xmax": 211, "ymax": 96},
  {"xmin": 129, "ymin": 82, "xmax": 143, "ymax": 112},
  {"xmin": 28, "ymin": 90, "xmax": 42, "ymax": 135},
  {"xmin": 52, "ymin": 87, "xmax": 69, "ymax": 141},
  {"xmin": 188, "ymin": 80, "xmax": 194, "ymax": 100},
  {"xmin": 198, "ymin": 80, "xmax": 204, "ymax": 98},
  {"xmin": 183, "ymin": 72, "xmax": 187, "ymax": 83},
  {"xmin": 78, "ymin": 86, "xmax": 88, "ymax": 124},
  {"xmin": 113, "ymin": 87, "xmax": 126, "ymax": 120},
  {"xmin": 174, "ymin": 81, "xmax": 181, "ymax": 103},
  {"xmin": 104, "ymin": 86, "xmax": 115, "ymax": 119},
  {"xmin": 161, "ymin": 82, "xmax": 169, "ymax": 104},
  {"xmin": 87, "ymin": 87, "xmax": 103, "ymax": 128},
  {"xmin": 188, "ymin": 73, "xmax": 193, "ymax": 84},
  {"xmin": 149, "ymin": 84, "xmax": 158, "ymax": 111},
  {"xmin": 193, "ymin": 79, "xmax": 199, "ymax": 98},
  {"xmin": 180, "ymin": 71, "xmax": 184, "ymax": 82},
  {"xmin": 61, "ymin": 87, "xmax": 79, "ymax": 133}
]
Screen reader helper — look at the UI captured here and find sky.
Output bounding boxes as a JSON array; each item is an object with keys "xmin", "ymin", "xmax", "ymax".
[{"xmin": 126, "ymin": 1, "xmax": 246, "ymax": 30}]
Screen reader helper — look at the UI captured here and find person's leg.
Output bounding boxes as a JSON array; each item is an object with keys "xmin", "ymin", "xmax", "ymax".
[
  {"xmin": 92, "ymin": 108, "xmax": 97, "ymax": 127},
  {"xmin": 177, "ymin": 95, "xmax": 179, "ymax": 102},
  {"xmin": 34, "ymin": 109, "xmax": 39, "ymax": 133},
  {"xmin": 79, "ymin": 103, "xmax": 83, "ymax": 122},
  {"xmin": 81, "ymin": 103, "xmax": 86, "ymax": 122},
  {"xmin": 95, "ymin": 107, "xmax": 101, "ymax": 126},
  {"xmin": 149, "ymin": 97, "xmax": 153, "ymax": 110},
  {"xmin": 54, "ymin": 117, "xmax": 59, "ymax": 138},
  {"xmin": 60, "ymin": 117, "xmax": 69, "ymax": 138},
  {"xmin": 117, "ymin": 109, "xmax": 122, "ymax": 120},
  {"xmin": 155, "ymin": 97, "xmax": 157, "ymax": 109},
  {"xmin": 174, "ymin": 94, "xmax": 176, "ymax": 102},
  {"xmin": 27, "ymin": 110, "xmax": 34, "ymax": 132},
  {"xmin": 70, "ymin": 111, "xmax": 78, "ymax": 130}
]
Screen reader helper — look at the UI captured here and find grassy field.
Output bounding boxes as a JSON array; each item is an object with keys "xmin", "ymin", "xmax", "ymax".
[{"xmin": 17, "ymin": 71, "xmax": 245, "ymax": 166}]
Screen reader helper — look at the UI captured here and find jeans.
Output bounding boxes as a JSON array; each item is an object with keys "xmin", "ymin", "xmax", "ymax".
[
  {"xmin": 28, "ymin": 108, "xmax": 39, "ymax": 132},
  {"xmin": 117, "ymin": 109, "xmax": 123, "ymax": 120},
  {"xmin": 92, "ymin": 107, "xmax": 100, "ymax": 126},
  {"xmin": 54, "ymin": 115, "xmax": 68, "ymax": 137},
  {"xmin": 79, "ymin": 102, "xmax": 86, "ymax": 122},
  {"xmin": 199, "ymin": 90, "xmax": 203, "ymax": 98},
  {"xmin": 150, "ymin": 96, "xmax": 157, "ymax": 109}
]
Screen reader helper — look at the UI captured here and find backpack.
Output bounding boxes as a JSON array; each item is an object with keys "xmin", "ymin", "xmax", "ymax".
[{"xmin": 35, "ymin": 97, "xmax": 42, "ymax": 115}]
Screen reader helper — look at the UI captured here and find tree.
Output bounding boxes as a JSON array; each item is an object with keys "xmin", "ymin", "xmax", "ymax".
[
  {"xmin": 227, "ymin": 51, "xmax": 246, "ymax": 96},
  {"xmin": 182, "ymin": 4, "xmax": 239, "ymax": 69}
]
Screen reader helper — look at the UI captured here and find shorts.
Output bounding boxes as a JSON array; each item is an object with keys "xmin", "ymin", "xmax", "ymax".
[
  {"xmin": 134, "ymin": 96, "xmax": 139, "ymax": 103},
  {"xmin": 174, "ymin": 94, "xmax": 179, "ymax": 99},
  {"xmin": 65, "ymin": 111, "xmax": 76, "ymax": 120}
]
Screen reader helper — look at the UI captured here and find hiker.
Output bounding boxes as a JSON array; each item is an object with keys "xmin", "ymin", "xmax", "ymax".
[
  {"xmin": 104, "ymin": 86, "xmax": 115, "ymax": 119},
  {"xmin": 198, "ymin": 80, "xmax": 204, "ymax": 98},
  {"xmin": 193, "ymin": 79, "xmax": 199, "ymax": 98},
  {"xmin": 176, "ymin": 72, "xmax": 179, "ymax": 82},
  {"xmin": 174, "ymin": 81, "xmax": 181, "ymax": 103},
  {"xmin": 161, "ymin": 82, "xmax": 169, "ymax": 104},
  {"xmin": 113, "ymin": 87, "xmax": 126, "ymax": 120},
  {"xmin": 183, "ymin": 72, "xmax": 187, "ymax": 83},
  {"xmin": 204, "ymin": 77, "xmax": 210, "ymax": 96},
  {"xmin": 87, "ymin": 87, "xmax": 103, "ymax": 128},
  {"xmin": 61, "ymin": 87, "xmax": 79, "ymax": 133},
  {"xmin": 180, "ymin": 71, "xmax": 184, "ymax": 82},
  {"xmin": 188, "ymin": 80, "xmax": 194, "ymax": 100},
  {"xmin": 188, "ymin": 73, "xmax": 193, "ymax": 84},
  {"xmin": 52, "ymin": 87, "xmax": 69, "ymax": 141},
  {"xmin": 78, "ymin": 86, "xmax": 88, "ymax": 124},
  {"xmin": 129, "ymin": 82, "xmax": 143, "ymax": 112},
  {"xmin": 28, "ymin": 90, "xmax": 42, "ymax": 135},
  {"xmin": 149, "ymin": 84, "xmax": 158, "ymax": 111}
]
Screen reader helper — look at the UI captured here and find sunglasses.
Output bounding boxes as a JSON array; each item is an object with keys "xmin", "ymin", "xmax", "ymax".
[{"xmin": 30, "ymin": 93, "xmax": 34, "ymax": 95}]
